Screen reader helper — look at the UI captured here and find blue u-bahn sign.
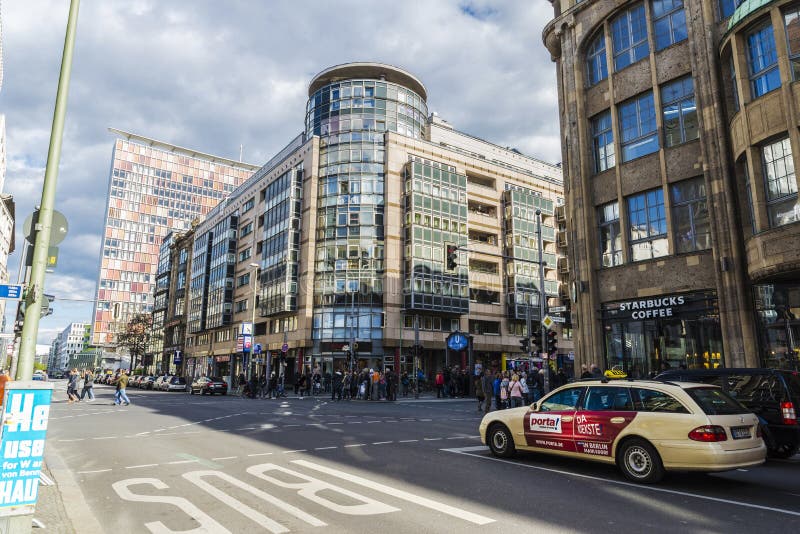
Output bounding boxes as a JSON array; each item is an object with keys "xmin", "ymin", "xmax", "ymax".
[{"xmin": 447, "ymin": 331, "xmax": 469, "ymax": 351}]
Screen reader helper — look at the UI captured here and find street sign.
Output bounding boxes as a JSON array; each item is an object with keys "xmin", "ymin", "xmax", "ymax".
[
  {"xmin": 281, "ymin": 343, "xmax": 288, "ymax": 353},
  {"xmin": 446, "ymin": 331, "xmax": 469, "ymax": 351},
  {"xmin": 549, "ymin": 316, "xmax": 567, "ymax": 324},
  {"xmin": 254, "ymin": 344, "xmax": 263, "ymax": 355},
  {"xmin": 541, "ymin": 315, "xmax": 554, "ymax": 329},
  {"xmin": 0, "ymin": 285, "xmax": 23, "ymax": 300},
  {"xmin": 549, "ymin": 305, "xmax": 567, "ymax": 313}
]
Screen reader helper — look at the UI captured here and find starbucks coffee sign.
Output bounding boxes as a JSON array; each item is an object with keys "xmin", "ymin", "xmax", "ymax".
[{"xmin": 619, "ymin": 295, "xmax": 686, "ymax": 319}]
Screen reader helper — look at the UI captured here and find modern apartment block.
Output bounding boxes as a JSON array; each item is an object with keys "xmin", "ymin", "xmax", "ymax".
[
  {"xmin": 91, "ymin": 130, "xmax": 258, "ymax": 348},
  {"xmin": 544, "ymin": 0, "xmax": 800, "ymax": 376},
  {"xmin": 48, "ymin": 322, "xmax": 90, "ymax": 371},
  {"xmin": 159, "ymin": 62, "xmax": 568, "ymax": 382}
]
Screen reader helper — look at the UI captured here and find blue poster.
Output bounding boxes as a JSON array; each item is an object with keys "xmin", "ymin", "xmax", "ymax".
[{"xmin": 0, "ymin": 386, "xmax": 53, "ymax": 517}]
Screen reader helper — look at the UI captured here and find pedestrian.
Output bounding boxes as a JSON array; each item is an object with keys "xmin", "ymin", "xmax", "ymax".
[
  {"xmin": 114, "ymin": 370, "xmax": 131, "ymax": 406},
  {"xmin": 268, "ymin": 372, "xmax": 278, "ymax": 399},
  {"xmin": 500, "ymin": 373, "xmax": 510, "ymax": 409},
  {"xmin": 385, "ymin": 369, "xmax": 396, "ymax": 401},
  {"xmin": 492, "ymin": 372, "xmax": 501, "ymax": 411},
  {"xmin": 580, "ymin": 364, "xmax": 592, "ymax": 379},
  {"xmin": 238, "ymin": 372, "xmax": 246, "ymax": 395},
  {"xmin": 67, "ymin": 369, "xmax": 81, "ymax": 403},
  {"xmin": 555, "ymin": 368, "xmax": 568, "ymax": 388},
  {"xmin": 342, "ymin": 371, "xmax": 351, "ymax": 401},
  {"xmin": 378, "ymin": 372, "xmax": 386, "ymax": 400},
  {"xmin": 332, "ymin": 369, "xmax": 343, "ymax": 401},
  {"xmin": 443, "ymin": 367, "xmax": 451, "ymax": 398},
  {"xmin": 519, "ymin": 371, "xmax": 530, "ymax": 405},
  {"xmin": 481, "ymin": 369, "xmax": 494, "ymax": 414},
  {"xmin": 401, "ymin": 372, "xmax": 409, "ymax": 397},
  {"xmin": 435, "ymin": 370, "xmax": 444, "ymax": 398},
  {"xmin": 590, "ymin": 363, "xmax": 602, "ymax": 379},
  {"xmin": 474, "ymin": 373, "xmax": 485, "ymax": 411},
  {"xmin": 80, "ymin": 369, "xmax": 95, "ymax": 401},
  {"xmin": 508, "ymin": 374, "xmax": 524, "ymax": 408}
]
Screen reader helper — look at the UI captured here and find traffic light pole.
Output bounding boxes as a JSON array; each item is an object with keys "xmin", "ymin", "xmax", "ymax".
[
  {"xmin": 16, "ymin": 0, "xmax": 80, "ymax": 382},
  {"xmin": 536, "ymin": 209, "xmax": 550, "ymax": 394}
]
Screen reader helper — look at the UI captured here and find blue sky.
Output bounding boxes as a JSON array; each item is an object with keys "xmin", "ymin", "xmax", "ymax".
[{"xmin": 0, "ymin": 0, "xmax": 560, "ymax": 344}]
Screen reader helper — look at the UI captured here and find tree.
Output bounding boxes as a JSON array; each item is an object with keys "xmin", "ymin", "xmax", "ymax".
[
  {"xmin": 116, "ymin": 313, "xmax": 152, "ymax": 373},
  {"xmin": 33, "ymin": 362, "xmax": 47, "ymax": 372}
]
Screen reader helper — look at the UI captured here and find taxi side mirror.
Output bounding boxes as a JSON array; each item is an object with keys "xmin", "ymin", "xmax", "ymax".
[{"xmin": 530, "ymin": 401, "xmax": 540, "ymax": 412}]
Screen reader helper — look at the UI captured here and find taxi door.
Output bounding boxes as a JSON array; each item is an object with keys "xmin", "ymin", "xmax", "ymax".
[
  {"xmin": 523, "ymin": 386, "xmax": 586, "ymax": 453},
  {"xmin": 573, "ymin": 386, "xmax": 637, "ymax": 459}
]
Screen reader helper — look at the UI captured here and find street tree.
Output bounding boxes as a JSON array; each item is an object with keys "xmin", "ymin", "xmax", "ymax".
[{"xmin": 116, "ymin": 313, "xmax": 152, "ymax": 373}]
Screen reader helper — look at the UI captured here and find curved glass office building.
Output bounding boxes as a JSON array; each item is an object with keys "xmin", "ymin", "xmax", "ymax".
[{"xmin": 306, "ymin": 63, "xmax": 428, "ymax": 363}]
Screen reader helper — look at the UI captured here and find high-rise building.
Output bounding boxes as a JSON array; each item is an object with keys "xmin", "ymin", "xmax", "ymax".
[
  {"xmin": 91, "ymin": 130, "xmax": 258, "ymax": 347},
  {"xmin": 161, "ymin": 63, "xmax": 568, "ymax": 382},
  {"xmin": 0, "ymin": 2, "xmax": 13, "ymax": 340},
  {"xmin": 50, "ymin": 322, "xmax": 90, "ymax": 371},
  {"xmin": 544, "ymin": 0, "xmax": 800, "ymax": 375}
]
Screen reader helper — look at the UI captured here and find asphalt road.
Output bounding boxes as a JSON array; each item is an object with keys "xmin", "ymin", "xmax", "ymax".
[{"xmin": 42, "ymin": 381, "xmax": 800, "ymax": 533}]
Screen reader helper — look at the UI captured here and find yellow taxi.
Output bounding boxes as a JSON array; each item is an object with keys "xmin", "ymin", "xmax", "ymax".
[{"xmin": 479, "ymin": 379, "xmax": 766, "ymax": 483}]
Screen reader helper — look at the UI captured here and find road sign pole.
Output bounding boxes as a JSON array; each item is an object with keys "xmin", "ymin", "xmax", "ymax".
[
  {"xmin": 536, "ymin": 209, "xmax": 550, "ymax": 394},
  {"xmin": 17, "ymin": 0, "xmax": 80, "ymax": 386}
]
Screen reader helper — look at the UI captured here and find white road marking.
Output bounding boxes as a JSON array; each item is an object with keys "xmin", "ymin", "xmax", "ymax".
[
  {"xmin": 92, "ymin": 436, "xmax": 117, "ymax": 440},
  {"xmin": 211, "ymin": 456, "xmax": 238, "ymax": 461},
  {"xmin": 399, "ymin": 439, "xmax": 418, "ymax": 443},
  {"xmin": 423, "ymin": 438, "xmax": 442, "ymax": 441},
  {"xmin": 39, "ymin": 473, "xmax": 55, "ymax": 486},
  {"xmin": 292, "ymin": 460, "xmax": 495, "ymax": 525},
  {"xmin": 372, "ymin": 441, "xmax": 393, "ymax": 445},
  {"xmin": 247, "ymin": 452, "xmax": 274, "ymax": 457},
  {"xmin": 284, "ymin": 424, "xmax": 301, "ymax": 427},
  {"xmin": 315, "ymin": 446, "xmax": 338, "ymax": 450},
  {"xmin": 166, "ymin": 460, "xmax": 197, "ymax": 465},
  {"xmin": 442, "ymin": 446, "xmax": 800, "ymax": 518},
  {"xmin": 125, "ymin": 464, "xmax": 159, "ymax": 469},
  {"xmin": 77, "ymin": 469, "xmax": 112, "ymax": 474},
  {"xmin": 57, "ymin": 439, "xmax": 85, "ymax": 442},
  {"xmin": 283, "ymin": 449, "xmax": 308, "ymax": 454},
  {"xmin": 344, "ymin": 444, "xmax": 366, "ymax": 448},
  {"xmin": 328, "ymin": 422, "xmax": 343, "ymax": 425},
  {"xmin": 367, "ymin": 421, "xmax": 381, "ymax": 423}
]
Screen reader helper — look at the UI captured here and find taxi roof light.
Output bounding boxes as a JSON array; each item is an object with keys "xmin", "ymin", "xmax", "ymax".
[{"xmin": 688, "ymin": 425, "xmax": 728, "ymax": 442}]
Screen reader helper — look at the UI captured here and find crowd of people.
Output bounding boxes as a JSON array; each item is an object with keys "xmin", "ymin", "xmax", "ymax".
[
  {"xmin": 64, "ymin": 367, "xmax": 130, "ymax": 405},
  {"xmin": 473, "ymin": 366, "xmax": 571, "ymax": 414}
]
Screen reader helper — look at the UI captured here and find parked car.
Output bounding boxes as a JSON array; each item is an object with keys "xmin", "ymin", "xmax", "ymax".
[
  {"xmin": 140, "ymin": 376, "xmax": 156, "ymax": 390},
  {"xmin": 190, "ymin": 376, "xmax": 228, "ymax": 395},
  {"xmin": 657, "ymin": 368, "xmax": 800, "ymax": 458},
  {"xmin": 153, "ymin": 376, "xmax": 171, "ymax": 391},
  {"xmin": 480, "ymin": 379, "xmax": 766, "ymax": 483},
  {"xmin": 32, "ymin": 371, "xmax": 48, "ymax": 381},
  {"xmin": 165, "ymin": 376, "xmax": 187, "ymax": 392}
]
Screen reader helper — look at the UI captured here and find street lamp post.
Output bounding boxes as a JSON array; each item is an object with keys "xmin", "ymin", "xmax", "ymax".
[{"xmin": 248, "ymin": 262, "xmax": 260, "ymax": 381}]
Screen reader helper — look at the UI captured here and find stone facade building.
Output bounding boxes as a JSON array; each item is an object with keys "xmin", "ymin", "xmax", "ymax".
[
  {"xmin": 544, "ymin": 0, "xmax": 800, "ymax": 376},
  {"xmin": 160, "ymin": 63, "xmax": 570, "ymax": 384}
]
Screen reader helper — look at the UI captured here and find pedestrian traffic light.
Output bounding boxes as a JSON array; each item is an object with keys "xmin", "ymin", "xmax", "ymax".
[
  {"xmin": 446, "ymin": 244, "xmax": 458, "ymax": 271},
  {"xmin": 519, "ymin": 338, "xmax": 529, "ymax": 353},
  {"xmin": 547, "ymin": 330, "xmax": 558, "ymax": 353},
  {"xmin": 531, "ymin": 329, "xmax": 542, "ymax": 351}
]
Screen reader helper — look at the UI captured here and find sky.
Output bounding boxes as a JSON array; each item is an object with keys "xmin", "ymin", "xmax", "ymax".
[{"xmin": 0, "ymin": 0, "xmax": 561, "ymax": 345}]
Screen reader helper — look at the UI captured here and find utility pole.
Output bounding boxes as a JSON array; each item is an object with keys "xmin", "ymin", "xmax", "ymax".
[
  {"xmin": 16, "ymin": 0, "xmax": 80, "ymax": 381},
  {"xmin": 536, "ymin": 209, "xmax": 550, "ymax": 394},
  {"xmin": 414, "ymin": 314, "xmax": 420, "ymax": 399}
]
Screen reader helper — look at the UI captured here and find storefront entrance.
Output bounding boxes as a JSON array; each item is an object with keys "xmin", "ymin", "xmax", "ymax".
[
  {"xmin": 754, "ymin": 282, "xmax": 800, "ymax": 370},
  {"xmin": 602, "ymin": 291, "xmax": 723, "ymax": 378}
]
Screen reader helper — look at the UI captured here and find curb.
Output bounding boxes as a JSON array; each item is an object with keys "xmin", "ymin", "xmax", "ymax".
[{"xmin": 43, "ymin": 444, "xmax": 104, "ymax": 534}]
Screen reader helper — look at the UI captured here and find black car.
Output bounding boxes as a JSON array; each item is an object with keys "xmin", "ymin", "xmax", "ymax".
[
  {"xmin": 657, "ymin": 368, "xmax": 800, "ymax": 458},
  {"xmin": 190, "ymin": 376, "xmax": 228, "ymax": 395}
]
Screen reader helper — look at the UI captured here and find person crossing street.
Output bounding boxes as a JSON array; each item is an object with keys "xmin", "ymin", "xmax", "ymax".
[{"xmin": 114, "ymin": 370, "xmax": 131, "ymax": 406}]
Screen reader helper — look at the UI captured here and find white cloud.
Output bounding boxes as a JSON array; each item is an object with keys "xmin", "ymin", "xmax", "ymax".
[{"xmin": 0, "ymin": 0, "xmax": 561, "ymax": 344}]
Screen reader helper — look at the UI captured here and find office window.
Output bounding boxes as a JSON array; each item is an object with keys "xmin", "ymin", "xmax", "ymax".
[
  {"xmin": 747, "ymin": 24, "xmax": 780, "ymax": 98},
  {"xmin": 586, "ymin": 32, "xmax": 608, "ymax": 86},
  {"xmin": 662, "ymin": 76, "xmax": 698, "ymax": 147},
  {"xmin": 591, "ymin": 111, "xmax": 615, "ymax": 173},
  {"xmin": 784, "ymin": 6, "xmax": 800, "ymax": 80},
  {"xmin": 671, "ymin": 177, "xmax": 711, "ymax": 253},
  {"xmin": 652, "ymin": 0, "xmax": 687, "ymax": 50},
  {"xmin": 718, "ymin": 0, "xmax": 743, "ymax": 20},
  {"xmin": 628, "ymin": 188, "xmax": 668, "ymax": 261},
  {"xmin": 619, "ymin": 91, "xmax": 659, "ymax": 162},
  {"xmin": 599, "ymin": 201, "xmax": 622, "ymax": 267},
  {"xmin": 611, "ymin": 3, "xmax": 649, "ymax": 71},
  {"xmin": 762, "ymin": 138, "xmax": 800, "ymax": 227}
]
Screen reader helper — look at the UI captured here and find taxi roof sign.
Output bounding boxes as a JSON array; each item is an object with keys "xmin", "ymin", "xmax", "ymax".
[{"xmin": 603, "ymin": 368, "xmax": 628, "ymax": 379}]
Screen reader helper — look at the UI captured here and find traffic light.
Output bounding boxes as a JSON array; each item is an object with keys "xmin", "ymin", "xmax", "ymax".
[
  {"xmin": 519, "ymin": 338, "xmax": 529, "ymax": 353},
  {"xmin": 546, "ymin": 330, "xmax": 558, "ymax": 353},
  {"xmin": 446, "ymin": 244, "xmax": 458, "ymax": 271},
  {"xmin": 531, "ymin": 328, "xmax": 542, "ymax": 351}
]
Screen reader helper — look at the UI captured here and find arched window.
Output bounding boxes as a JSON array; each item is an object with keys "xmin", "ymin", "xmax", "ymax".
[{"xmin": 586, "ymin": 32, "xmax": 608, "ymax": 86}]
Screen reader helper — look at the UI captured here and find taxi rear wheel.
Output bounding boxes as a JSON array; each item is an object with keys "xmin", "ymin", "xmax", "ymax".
[
  {"xmin": 617, "ymin": 439, "xmax": 664, "ymax": 484},
  {"xmin": 487, "ymin": 424, "xmax": 515, "ymax": 458}
]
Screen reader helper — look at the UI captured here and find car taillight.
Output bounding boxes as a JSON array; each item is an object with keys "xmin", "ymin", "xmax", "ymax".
[
  {"xmin": 756, "ymin": 424, "xmax": 763, "ymax": 438},
  {"xmin": 781, "ymin": 401, "xmax": 797, "ymax": 425},
  {"xmin": 688, "ymin": 425, "xmax": 728, "ymax": 442}
]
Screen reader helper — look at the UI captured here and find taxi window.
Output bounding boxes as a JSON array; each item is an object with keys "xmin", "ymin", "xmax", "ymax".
[
  {"xmin": 540, "ymin": 387, "xmax": 585, "ymax": 412},
  {"xmin": 634, "ymin": 388, "xmax": 689, "ymax": 413},
  {"xmin": 582, "ymin": 387, "xmax": 634, "ymax": 411},
  {"xmin": 686, "ymin": 387, "xmax": 749, "ymax": 415}
]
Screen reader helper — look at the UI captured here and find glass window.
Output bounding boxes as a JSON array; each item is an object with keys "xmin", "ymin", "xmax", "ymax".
[
  {"xmin": 539, "ymin": 387, "xmax": 585, "ymax": 412},
  {"xmin": 686, "ymin": 387, "xmax": 749, "ymax": 415},
  {"xmin": 652, "ymin": 0, "xmax": 687, "ymax": 50},
  {"xmin": 662, "ymin": 76, "xmax": 698, "ymax": 147},
  {"xmin": 591, "ymin": 111, "xmax": 615, "ymax": 173},
  {"xmin": 586, "ymin": 32, "xmax": 608, "ymax": 86},
  {"xmin": 583, "ymin": 387, "xmax": 634, "ymax": 411},
  {"xmin": 634, "ymin": 388, "xmax": 689, "ymax": 413},
  {"xmin": 612, "ymin": 3, "xmax": 649, "ymax": 71},
  {"xmin": 619, "ymin": 91, "xmax": 659, "ymax": 162},
  {"xmin": 671, "ymin": 177, "xmax": 710, "ymax": 253},
  {"xmin": 719, "ymin": 0, "xmax": 744, "ymax": 20},
  {"xmin": 627, "ymin": 188, "xmax": 668, "ymax": 261},
  {"xmin": 599, "ymin": 201, "xmax": 622, "ymax": 267},
  {"xmin": 762, "ymin": 138, "xmax": 800, "ymax": 227},
  {"xmin": 747, "ymin": 24, "xmax": 780, "ymax": 98},
  {"xmin": 784, "ymin": 6, "xmax": 800, "ymax": 80}
]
